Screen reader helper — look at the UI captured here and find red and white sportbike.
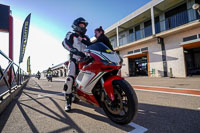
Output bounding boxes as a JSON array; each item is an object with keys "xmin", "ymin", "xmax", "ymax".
[{"xmin": 72, "ymin": 42, "xmax": 138, "ymax": 125}]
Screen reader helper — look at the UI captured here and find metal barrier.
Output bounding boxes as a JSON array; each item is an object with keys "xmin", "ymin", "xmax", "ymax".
[{"xmin": 0, "ymin": 50, "xmax": 29, "ymax": 100}]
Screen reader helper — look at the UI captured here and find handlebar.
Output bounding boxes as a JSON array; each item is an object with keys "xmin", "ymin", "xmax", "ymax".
[{"xmin": 77, "ymin": 55, "xmax": 93, "ymax": 63}]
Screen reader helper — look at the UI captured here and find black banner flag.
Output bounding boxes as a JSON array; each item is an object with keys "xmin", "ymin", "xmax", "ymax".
[{"xmin": 19, "ymin": 13, "xmax": 31, "ymax": 63}]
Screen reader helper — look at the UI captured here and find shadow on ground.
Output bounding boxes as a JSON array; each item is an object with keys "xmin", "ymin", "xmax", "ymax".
[{"xmin": 0, "ymin": 79, "xmax": 200, "ymax": 133}]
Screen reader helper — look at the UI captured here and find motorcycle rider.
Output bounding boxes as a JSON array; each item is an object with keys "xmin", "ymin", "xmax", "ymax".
[
  {"xmin": 62, "ymin": 17, "xmax": 91, "ymax": 112},
  {"xmin": 36, "ymin": 71, "xmax": 41, "ymax": 79}
]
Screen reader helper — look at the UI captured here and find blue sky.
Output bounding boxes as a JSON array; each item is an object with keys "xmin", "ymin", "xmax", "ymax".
[
  {"xmin": 0, "ymin": 0, "xmax": 151, "ymax": 73},
  {"xmin": 1, "ymin": 0, "xmax": 151, "ymax": 39}
]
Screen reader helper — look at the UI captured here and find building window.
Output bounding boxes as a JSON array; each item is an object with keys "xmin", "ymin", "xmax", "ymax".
[
  {"xmin": 141, "ymin": 47, "xmax": 148, "ymax": 52},
  {"xmin": 135, "ymin": 25, "xmax": 141, "ymax": 41},
  {"xmin": 144, "ymin": 20, "xmax": 152, "ymax": 37},
  {"xmin": 155, "ymin": 16, "xmax": 160, "ymax": 33},
  {"xmin": 165, "ymin": 3, "xmax": 188, "ymax": 30},
  {"xmin": 119, "ymin": 34, "xmax": 125, "ymax": 46},
  {"xmin": 128, "ymin": 51, "xmax": 133, "ymax": 54},
  {"xmin": 128, "ymin": 29, "xmax": 134, "ymax": 43},
  {"xmin": 134, "ymin": 49, "xmax": 140, "ymax": 53},
  {"xmin": 110, "ymin": 38, "xmax": 117, "ymax": 48},
  {"xmin": 183, "ymin": 35, "xmax": 198, "ymax": 42}
]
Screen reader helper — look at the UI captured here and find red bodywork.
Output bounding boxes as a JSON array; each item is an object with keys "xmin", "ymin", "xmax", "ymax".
[
  {"xmin": 76, "ymin": 51, "xmax": 122, "ymax": 106},
  {"xmin": 8, "ymin": 15, "xmax": 13, "ymax": 85},
  {"xmin": 104, "ymin": 75, "xmax": 123, "ymax": 101},
  {"xmin": 76, "ymin": 89, "xmax": 100, "ymax": 106}
]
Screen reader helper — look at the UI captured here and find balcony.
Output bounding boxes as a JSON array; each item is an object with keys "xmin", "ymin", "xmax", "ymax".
[
  {"xmin": 113, "ymin": 8, "xmax": 200, "ymax": 49},
  {"xmin": 118, "ymin": 25, "xmax": 153, "ymax": 47},
  {"xmin": 155, "ymin": 8, "xmax": 200, "ymax": 34}
]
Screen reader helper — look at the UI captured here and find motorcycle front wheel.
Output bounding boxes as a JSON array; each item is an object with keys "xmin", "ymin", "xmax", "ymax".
[{"xmin": 101, "ymin": 79, "xmax": 138, "ymax": 125}]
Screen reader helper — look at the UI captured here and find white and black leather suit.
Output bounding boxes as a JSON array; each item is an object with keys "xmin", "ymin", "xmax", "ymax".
[{"xmin": 62, "ymin": 32, "xmax": 91, "ymax": 95}]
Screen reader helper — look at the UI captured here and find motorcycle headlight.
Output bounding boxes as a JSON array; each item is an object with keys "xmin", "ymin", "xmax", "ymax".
[{"xmin": 100, "ymin": 59, "xmax": 116, "ymax": 66}]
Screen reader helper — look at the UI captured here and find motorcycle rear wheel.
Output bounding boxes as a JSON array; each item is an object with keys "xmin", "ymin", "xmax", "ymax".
[{"xmin": 101, "ymin": 79, "xmax": 138, "ymax": 125}]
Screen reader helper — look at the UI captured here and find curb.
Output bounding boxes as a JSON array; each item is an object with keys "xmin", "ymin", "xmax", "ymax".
[{"xmin": 0, "ymin": 79, "xmax": 29, "ymax": 114}]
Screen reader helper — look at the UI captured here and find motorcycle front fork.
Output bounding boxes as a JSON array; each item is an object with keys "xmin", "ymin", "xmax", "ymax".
[{"xmin": 100, "ymin": 78, "xmax": 112, "ymax": 104}]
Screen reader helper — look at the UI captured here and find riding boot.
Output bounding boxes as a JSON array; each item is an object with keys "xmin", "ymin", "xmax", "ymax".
[{"xmin": 65, "ymin": 93, "xmax": 72, "ymax": 112}]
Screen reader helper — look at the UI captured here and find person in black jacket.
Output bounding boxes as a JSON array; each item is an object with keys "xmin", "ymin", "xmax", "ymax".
[{"xmin": 94, "ymin": 26, "xmax": 113, "ymax": 50}]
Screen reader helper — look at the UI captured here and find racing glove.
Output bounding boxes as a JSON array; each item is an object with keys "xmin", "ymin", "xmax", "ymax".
[
  {"xmin": 70, "ymin": 48, "xmax": 78, "ymax": 54},
  {"xmin": 70, "ymin": 48, "xmax": 86, "ymax": 58}
]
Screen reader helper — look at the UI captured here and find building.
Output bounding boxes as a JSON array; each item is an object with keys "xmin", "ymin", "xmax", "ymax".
[
  {"xmin": 105, "ymin": 0, "xmax": 200, "ymax": 77},
  {"xmin": 42, "ymin": 62, "xmax": 68, "ymax": 78}
]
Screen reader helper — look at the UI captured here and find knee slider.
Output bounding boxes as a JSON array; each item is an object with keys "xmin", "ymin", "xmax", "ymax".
[
  {"xmin": 67, "ymin": 77, "xmax": 71, "ymax": 81},
  {"xmin": 64, "ymin": 76, "xmax": 74, "ymax": 94},
  {"xmin": 63, "ymin": 84, "xmax": 68, "ymax": 91}
]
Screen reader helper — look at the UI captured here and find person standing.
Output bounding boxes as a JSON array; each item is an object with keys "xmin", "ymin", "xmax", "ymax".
[
  {"xmin": 94, "ymin": 26, "xmax": 113, "ymax": 50},
  {"xmin": 62, "ymin": 17, "xmax": 91, "ymax": 111}
]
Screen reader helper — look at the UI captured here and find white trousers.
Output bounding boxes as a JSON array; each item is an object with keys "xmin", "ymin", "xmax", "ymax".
[{"xmin": 65, "ymin": 60, "xmax": 76, "ymax": 94}]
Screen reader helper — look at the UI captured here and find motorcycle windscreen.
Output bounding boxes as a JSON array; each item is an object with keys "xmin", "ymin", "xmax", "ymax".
[
  {"xmin": 85, "ymin": 42, "xmax": 113, "ymax": 54},
  {"xmin": 86, "ymin": 42, "xmax": 121, "ymax": 65}
]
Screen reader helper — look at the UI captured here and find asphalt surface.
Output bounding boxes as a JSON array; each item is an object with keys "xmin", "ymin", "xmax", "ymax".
[
  {"xmin": 0, "ymin": 77, "xmax": 200, "ymax": 133},
  {"xmin": 126, "ymin": 76, "xmax": 200, "ymax": 89}
]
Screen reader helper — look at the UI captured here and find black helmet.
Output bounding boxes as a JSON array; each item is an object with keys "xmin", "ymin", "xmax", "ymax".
[{"xmin": 72, "ymin": 17, "xmax": 88, "ymax": 35}]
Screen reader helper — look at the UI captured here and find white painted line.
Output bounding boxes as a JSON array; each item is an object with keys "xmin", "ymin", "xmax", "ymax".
[
  {"xmin": 133, "ymin": 84, "xmax": 200, "ymax": 91},
  {"xmin": 128, "ymin": 122, "xmax": 148, "ymax": 133},
  {"xmin": 197, "ymin": 107, "xmax": 200, "ymax": 110},
  {"xmin": 54, "ymin": 78, "xmax": 66, "ymax": 81},
  {"xmin": 38, "ymin": 92, "xmax": 64, "ymax": 98},
  {"xmin": 135, "ymin": 89, "xmax": 200, "ymax": 97},
  {"xmin": 138, "ymin": 109, "xmax": 145, "ymax": 112},
  {"xmin": 41, "ymin": 85, "xmax": 52, "ymax": 87}
]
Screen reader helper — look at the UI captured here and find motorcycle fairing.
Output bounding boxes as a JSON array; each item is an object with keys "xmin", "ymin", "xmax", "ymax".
[
  {"xmin": 104, "ymin": 75, "xmax": 123, "ymax": 101},
  {"xmin": 76, "ymin": 89, "xmax": 100, "ymax": 106},
  {"xmin": 75, "ymin": 71, "xmax": 105, "ymax": 94}
]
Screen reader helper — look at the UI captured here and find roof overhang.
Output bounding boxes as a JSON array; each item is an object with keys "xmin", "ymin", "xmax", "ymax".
[
  {"xmin": 124, "ymin": 51, "xmax": 148, "ymax": 58},
  {"xmin": 154, "ymin": 0, "xmax": 185, "ymax": 15},
  {"xmin": 105, "ymin": 0, "xmax": 164, "ymax": 33},
  {"xmin": 105, "ymin": 0, "xmax": 186, "ymax": 38},
  {"xmin": 180, "ymin": 39, "xmax": 200, "ymax": 49}
]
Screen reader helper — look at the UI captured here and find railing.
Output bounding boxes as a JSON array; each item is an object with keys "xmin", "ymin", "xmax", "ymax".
[
  {"xmin": 0, "ymin": 50, "xmax": 29, "ymax": 100},
  {"xmin": 155, "ymin": 8, "xmax": 200, "ymax": 34},
  {"xmin": 118, "ymin": 25, "xmax": 153, "ymax": 46}
]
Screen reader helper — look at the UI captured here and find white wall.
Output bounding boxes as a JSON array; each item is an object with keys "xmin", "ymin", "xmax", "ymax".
[
  {"xmin": 165, "ymin": 26, "xmax": 200, "ymax": 77},
  {"xmin": 148, "ymin": 40, "xmax": 164, "ymax": 77},
  {"xmin": 119, "ymin": 40, "xmax": 164, "ymax": 77},
  {"xmin": 164, "ymin": 36, "xmax": 185, "ymax": 77},
  {"xmin": 121, "ymin": 57, "xmax": 129, "ymax": 77}
]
